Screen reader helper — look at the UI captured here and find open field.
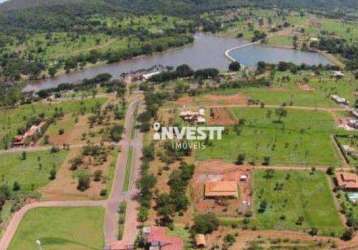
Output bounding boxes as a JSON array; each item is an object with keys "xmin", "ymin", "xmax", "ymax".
[
  {"xmin": 8, "ymin": 207, "xmax": 105, "ymax": 250},
  {"xmin": 253, "ymin": 170, "xmax": 344, "ymax": 236},
  {"xmin": 40, "ymin": 146, "xmax": 119, "ymax": 201},
  {"xmin": 0, "ymin": 150, "xmax": 68, "ymax": 191},
  {"xmin": 197, "ymin": 107, "xmax": 341, "ymax": 166},
  {"xmin": 0, "ymin": 98, "xmax": 106, "ymax": 149}
]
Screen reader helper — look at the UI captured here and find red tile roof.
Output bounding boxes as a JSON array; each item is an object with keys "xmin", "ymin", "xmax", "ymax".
[{"xmin": 336, "ymin": 172, "xmax": 358, "ymax": 190}]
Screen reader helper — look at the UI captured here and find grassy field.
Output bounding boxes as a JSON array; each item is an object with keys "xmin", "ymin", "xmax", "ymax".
[
  {"xmin": 208, "ymin": 71, "xmax": 357, "ymax": 108},
  {"xmin": 0, "ymin": 150, "xmax": 68, "ymax": 191},
  {"xmin": 8, "ymin": 207, "xmax": 105, "ymax": 250},
  {"xmin": 253, "ymin": 170, "xmax": 344, "ymax": 236},
  {"xmin": 0, "ymin": 98, "xmax": 106, "ymax": 149},
  {"xmin": 197, "ymin": 108, "xmax": 341, "ymax": 166}
]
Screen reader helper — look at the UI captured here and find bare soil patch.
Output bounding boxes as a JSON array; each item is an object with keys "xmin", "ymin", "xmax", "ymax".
[
  {"xmin": 40, "ymin": 146, "xmax": 118, "ymax": 200},
  {"xmin": 208, "ymin": 107, "xmax": 237, "ymax": 126},
  {"xmin": 192, "ymin": 160, "xmax": 252, "ymax": 216},
  {"xmin": 298, "ymin": 83, "xmax": 315, "ymax": 91}
]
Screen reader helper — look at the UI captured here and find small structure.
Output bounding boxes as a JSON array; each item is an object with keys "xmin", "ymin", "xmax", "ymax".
[
  {"xmin": 352, "ymin": 109, "xmax": 358, "ymax": 119},
  {"xmin": 309, "ymin": 37, "xmax": 319, "ymax": 43},
  {"xmin": 332, "ymin": 71, "xmax": 345, "ymax": 79},
  {"xmin": 143, "ymin": 71, "xmax": 161, "ymax": 81},
  {"xmin": 240, "ymin": 174, "xmax": 248, "ymax": 182},
  {"xmin": 348, "ymin": 119, "xmax": 358, "ymax": 129},
  {"xmin": 343, "ymin": 145, "xmax": 358, "ymax": 160},
  {"xmin": 205, "ymin": 181, "xmax": 238, "ymax": 199},
  {"xmin": 12, "ymin": 121, "xmax": 47, "ymax": 147},
  {"xmin": 331, "ymin": 95, "xmax": 349, "ymax": 105},
  {"xmin": 179, "ymin": 108, "xmax": 206, "ymax": 124},
  {"xmin": 336, "ymin": 172, "xmax": 358, "ymax": 191},
  {"xmin": 143, "ymin": 227, "xmax": 183, "ymax": 250},
  {"xmin": 195, "ymin": 234, "xmax": 207, "ymax": 248}
]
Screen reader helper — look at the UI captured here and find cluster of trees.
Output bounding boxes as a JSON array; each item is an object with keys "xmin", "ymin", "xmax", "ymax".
[
  {"xmin": 256, "ymin": 61, "xmax": 339, "ymax": 74},
  {"xmin": 155, "ymin": 162, "xmax": 195, "ymax": 225},
  {"xmin": 137, "ymin": 143, "xmax": 156, "ymax": 222},
  {"xmin": 149, "ymin": 64, "xmax": 219, "ymax": 83},
  {"xmin": 37, "ymin": 73, "xmax": 113, "ymax": 98},
  {"xmin": 312, "ymin": 36, "xmax": 358, "ymax": 70}
]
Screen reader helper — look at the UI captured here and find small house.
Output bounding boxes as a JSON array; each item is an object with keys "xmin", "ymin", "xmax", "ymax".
[
  {"xmin": 348, "ymin": 119, "xmax": 358, "ymax": 129},
  {"xmin": 331, "ymin": 95, "xmax": 349, "ymax": 105},
  {"xmin": 332, "ymin": 71, "xmax": 344, "ymax": 79},
  {"xmin": 336, "ymin": 172, "xmax": 358, "ymax": 191},
  {"xmin": 195, "ymin": 234, "xmax": 207, "ymax": 248}
]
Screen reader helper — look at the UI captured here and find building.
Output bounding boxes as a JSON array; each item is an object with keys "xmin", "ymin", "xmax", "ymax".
[
  {"xmin": 12, "ymin": 121, "xmax": 47, "ymax": 147},
  {"xmin": 336, "ymin": 172, "xmax": 358, "ymax": 191},
  {"xmin": 204, "ymin": 181, "xmax": 238, "ymax": 198},
  {"xmin": 331, "ymin": 95, "xmax": 349, "ymax": 105},
  {"xmin": 195, "ymin": 234, "xmax": 207, "ymax": 248},
  {"xmin": 143, "ymin": 227, "xmax": 183, "ymax": 250},
  {"xmin": 348, "ymin": 119, "xmax": 358, "ymax": 129},
  {"xmin": 179, "ymin": 108, "xmax": 206, "ymax": 124},
  {"xmin": 352, "ymin": 109, "xmax": 358, "ymax": 119},
  {"xmin": 332, "ymin": 71, "xmax": 344, "ymax": 78}
]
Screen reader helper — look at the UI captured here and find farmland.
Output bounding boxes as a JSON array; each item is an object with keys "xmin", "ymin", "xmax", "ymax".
[{"xmin": 8, "ymin": 207, "xmax": 105, "ymax": 250}]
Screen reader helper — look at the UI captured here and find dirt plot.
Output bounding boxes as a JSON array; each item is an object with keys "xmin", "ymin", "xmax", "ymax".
[
  {"xmin": 298, "ymin": 83, "xmax": 315, "ymax": 91},
  {"xmin": 40, "ymin": 146, "xmax": 117, "ymax": 201},
  {"xmin": 192, "ymin": 160, "xmax": 252, "ymax": 216},
  {"xmin": 208, "ymin": 107, "xmax": 237, "ymax": 125},
  {"xmin": 176, "ymin": 93, "xmax": 248, "ymax": 106},
  {"xmin": 205, "ymin": 227, "xmax": 336, "ymax": 250}
]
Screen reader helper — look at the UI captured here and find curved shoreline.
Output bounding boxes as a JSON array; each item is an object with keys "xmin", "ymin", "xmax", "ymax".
[
  {"xmin": 225, "ymin": 41, "xmax": 342, "ymax": 68},
  {"xmin": 224, "ymin": 41, "xmax": 260, "ymax": 62}
]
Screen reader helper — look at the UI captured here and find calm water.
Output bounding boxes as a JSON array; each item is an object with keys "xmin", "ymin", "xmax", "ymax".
[
  {"xmin": 228, "ymin": 44, "xmax": 331, "ymax": 67},
  {"xmin": 25, "ymin": 33, "xmax": 331, "ymax": 92},
  {"xmin": 25, "ymin": 33, "xmax": 244, "ymax": 91}
]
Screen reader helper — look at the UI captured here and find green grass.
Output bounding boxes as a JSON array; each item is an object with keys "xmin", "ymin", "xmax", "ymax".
[
  {"xmin": 197, "ymin": 108, "xmax": 341, "ymax": 166},
  {"xmin": 0, "ymin": 150, "xmax": 68, "ymax": 191},
  {"xmin": 268, "ymin": 35, "xmax": 294, "ymax": 47},
  {"xmin": 0, "ymin": 98, "xmax": 106, "ymax": 149},
  {"xmin": 208, "ymin": 70, "xmax": 357, "ymax": 108},
  {"xmin": 122, "ymin": 147, "xmax": 134, "ymax": 192},
  {"xmin": 253, "ymin": 170, "xmax": 344, "ymax": 236},
  {"xmin": 9, "ymin": 207, "xmax": 105, "ymax": 250}
]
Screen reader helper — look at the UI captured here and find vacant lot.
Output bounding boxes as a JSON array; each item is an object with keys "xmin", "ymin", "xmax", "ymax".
[
  {"xmin": 197, "ymin": 108, "xmax": 340, "ymax": 166},
  {"xmin": 0, "ymin": 98, "xmax": 106, "ymax": 149},
  {"xmin": 0, "ymin": 150, "xmax": 68, "ymax": 191},
  {"xmin": 8, "ymin": 207, "xmax": 105, "ymax": 250},
  {"xmin": 253, "ymin": 170, "xmax": 344, "ymax": 236}
]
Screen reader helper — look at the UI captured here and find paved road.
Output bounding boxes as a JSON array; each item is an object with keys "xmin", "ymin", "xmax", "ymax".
[
  {"xmin": 0, "ymin": 97, "xmax": 143, "ymax": 250},
  {"xmin": 104, "ymin": 99, "xmax": 140, "ymax": 246}
]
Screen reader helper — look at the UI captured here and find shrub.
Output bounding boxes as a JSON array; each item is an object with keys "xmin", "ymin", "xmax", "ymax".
[{"xmin": 193, "ymin": 213, "xmax": 219, "ymax": 234}]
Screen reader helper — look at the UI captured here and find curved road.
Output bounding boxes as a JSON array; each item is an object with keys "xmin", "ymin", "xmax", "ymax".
[{"xmin": 0, "ymin": 97, "xmax": 143, "ymax": 250}]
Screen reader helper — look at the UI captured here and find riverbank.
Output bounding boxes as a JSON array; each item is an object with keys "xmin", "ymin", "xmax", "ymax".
[{"xmin": 225, "ymin": 40, "xmax": 344, "ymax": 68}]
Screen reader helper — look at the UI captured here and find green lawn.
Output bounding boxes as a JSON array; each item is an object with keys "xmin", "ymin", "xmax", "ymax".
[
  {"xmin": 253, "ymin": 170, "xmax": 344, "ymax": 236},
  {"xmin": 197, "ymin": 108, "xmax": 341, "ymax": 166},
  {"xmin": 0, "ymin": 150, "xmax": 68, "ymax": 191},
  {"xmin": 9, "ymin": 207, "xmax": 105, "ymax": 250}
]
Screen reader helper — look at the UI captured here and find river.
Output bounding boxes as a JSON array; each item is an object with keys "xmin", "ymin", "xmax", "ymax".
[{"xmin": 25, "ymin": 33, "xmax": 331, "ymax": 92}]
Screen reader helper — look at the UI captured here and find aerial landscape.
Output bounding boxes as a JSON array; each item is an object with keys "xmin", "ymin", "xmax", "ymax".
[{"xmin": 0, "ymin": 0, "xmax": 358, "ymax": 249}]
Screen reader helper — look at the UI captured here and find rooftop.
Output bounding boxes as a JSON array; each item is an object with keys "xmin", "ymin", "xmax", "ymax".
[
  {"xmin": 336, "ymin": 172, "xmax": 358, "ymax": 190},
  {"xmin": 205, "ymin": 181, "xmax": 238, "ymax": 198}
]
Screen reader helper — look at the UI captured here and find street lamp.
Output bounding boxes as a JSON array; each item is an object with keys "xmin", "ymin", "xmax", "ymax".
[{"xmin": 36, "ymin": 240, "xmax": 43, "ymax": 250}]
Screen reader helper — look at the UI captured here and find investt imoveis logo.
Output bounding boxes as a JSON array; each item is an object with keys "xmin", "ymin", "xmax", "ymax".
[{"xmin": 153, "ymin": 122, "xmax": 225, "ymax": 150}]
